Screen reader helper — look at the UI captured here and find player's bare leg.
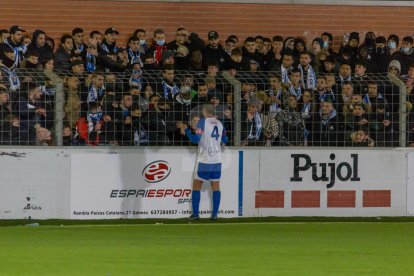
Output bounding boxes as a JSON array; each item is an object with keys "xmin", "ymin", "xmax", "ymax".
[{"xmin": 193, "ymin": 179, "xmax": 203, "ymax": 190}]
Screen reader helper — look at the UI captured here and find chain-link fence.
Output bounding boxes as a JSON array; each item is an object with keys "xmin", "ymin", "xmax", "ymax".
[
  {"xmin": 233, "ymin": 71, "xmax": 405, "ymax": 147},
  {"xmin": 0, "ymin": 68, "xmax": 408, "ymax": 147}
]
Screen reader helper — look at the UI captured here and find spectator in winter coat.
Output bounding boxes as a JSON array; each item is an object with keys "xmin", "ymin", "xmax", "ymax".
[
  {"xmin": 54, "ymin": 34, "xmax": 74, "ymax": 71},
  {"xmin": 27, "ymin": 29, "xmax": 53, "ymax": 65}
]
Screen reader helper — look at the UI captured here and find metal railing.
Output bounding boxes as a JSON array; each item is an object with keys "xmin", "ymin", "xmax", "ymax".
[{"xmin": 0, "ymin": 68, "xmax": 408, "ymax": 147}]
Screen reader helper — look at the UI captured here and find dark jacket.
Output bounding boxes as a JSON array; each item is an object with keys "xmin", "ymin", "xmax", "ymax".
[
  {"xmin": 54, "ymin": 47, "xmax": 71, "ymax": 71},
  {"xmin": 27, "ymin": 30, "xmax": 53, "ymax": 65},
  {"xmin": 310, "ymin": 109, "xmax": 345, "ymax": 146},
  {"xmin": 147, "ymin": 108, "xmax": 176, "ymax": 145},
  {"xmin": 202, "ymin": 44, "xmax": 227, "ymax": 69},
  {"xmin": 392, "ymin": 49, "xmax": 414, "ymax": 75}
]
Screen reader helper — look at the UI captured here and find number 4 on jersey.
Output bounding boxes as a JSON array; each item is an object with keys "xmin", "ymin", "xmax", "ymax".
[{"xmin": 211, "ymin": 125, "xmax": 219, "ymax": 140}]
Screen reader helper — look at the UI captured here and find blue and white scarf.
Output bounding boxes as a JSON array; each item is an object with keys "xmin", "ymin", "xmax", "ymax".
[
  {"xmin": 128, "ymin": 49, "xmax": 143, "ymax": 67},
  {"xmin": 86, "ymin": 53, "xmax": 96, "ymax": 73},
  {"xmin": 76, "ymin": 44, "xmax": 84, "ymax": 53},
  {"xmin": 40, "ymin": 85, "xmax": 55, "ymax": 96},
  {"xmin": 318, "ymin": 90, "xmax": 336, "ymax": 103},
  {"xmin": 161, "ymin": 81, "xmax": 179, "ymax": 99},
  {"xmin": 301, "ymin": 102, "xmax": 312, "ymax": 119},
  {"xmin": 363, "ymin": 93, "xmax": 386, "ymax": 106},
  {"xmin": 1, "ymin": 66, "xmax": 20, "ymax": 92},
  {"xmin": 298, "ymin": 64, "xmax": 316, "ymax": 90},
  {"xmin": 247, "ymin": 112, "xmax": 262, "ymax": 140},
  {"xmin": 320, "ymin": 109, "xmax": 337, "ymax": 126},
  {"xmin": 281, "ymin": 65, "xmax": 291, "ymax": 83},
  {"xmin": 339, "ymin": 75, "xmax": 351, "ymax": 83},
  {"xmin": 267, "ymin": 88, "xmax": 282, "ymax": 113},
  {"xmin": 87, "ymin": 85, "xmax": 105, "ymax": 103},
  {"xmin": 129, "ymin": 74, "xmax": 143, "ymax": 90},
  {"xmin": 134, "ymin": 124, "xmax": 148, "ymax": 145},
  {"xmin": 4, "ymin": 41, "xmax": 26, "ymax": 68},
  {"xmin": 100, "ymin": 43, "xmax": 118, "ymax": 55},
  {"xmin": 289, "ymin": 85, "xmax": 302, "ymax": 100},
  {"xmin": 87, "ymin": 112, "xmax": 102, "ymax": 132}
]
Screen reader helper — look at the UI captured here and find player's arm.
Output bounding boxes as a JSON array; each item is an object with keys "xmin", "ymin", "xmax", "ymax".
[
  {"xmin": 186, "ymin": 118, "xmax": 206, "ymax": 144},
  {"xmin": 184, "ymin": 128, "xmax": 201, "ymax": 144},
  {"xmin": 176, "ymin": 120, "xmax": 202, "ymax": 144}
]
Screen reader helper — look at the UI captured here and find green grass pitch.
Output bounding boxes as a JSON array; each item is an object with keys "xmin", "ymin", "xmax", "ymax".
[{"xmin": 1, "ymin": 221, "xmax": 414, "ymax": 275}]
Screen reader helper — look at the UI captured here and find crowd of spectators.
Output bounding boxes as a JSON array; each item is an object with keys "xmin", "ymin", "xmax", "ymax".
[{"xmin": 0, "ymin": 25, "xmax": 413, "ymax": 146}]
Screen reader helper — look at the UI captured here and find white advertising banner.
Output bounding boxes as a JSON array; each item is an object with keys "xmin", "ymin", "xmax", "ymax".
[
  {"xmin": 407, "ymin": 152, "xmax": 414, "ymax": 215},
  {"xmin": 70, "ymin": 149, "xmax": 239, "ymax": 219},
  {"xmin": 0, "ymin": 149, "xmax": 70, "ymax": 219},
  {"xmin": 253, "ymin": 149, "xmax": 406, "ymax": 217}
]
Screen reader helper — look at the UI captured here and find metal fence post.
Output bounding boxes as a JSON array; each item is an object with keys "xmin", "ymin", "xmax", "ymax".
[
  {"xmin": 222, "ymin": 71, "xmax": 241, "ymax": 146},
  {"xmin": 388, "ymin": 74, "xmax": 407, "ymax": 147},
  {"xmin": 44, "ymin": 71, "xmax": 64, "ymax": 146}
]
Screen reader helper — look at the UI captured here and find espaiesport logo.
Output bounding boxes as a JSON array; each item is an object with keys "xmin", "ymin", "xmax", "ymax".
[{"xmin": 142, "ymin": 160, "xmax": 171, "ymax": 183}]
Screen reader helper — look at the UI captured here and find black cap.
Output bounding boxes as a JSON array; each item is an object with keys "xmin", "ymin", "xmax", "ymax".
[
  {"xmin": 208, "ymin": 31, "xmax": 219, "ymax": 40},
  {"xmin": 349, "ymin": 32, "xmax": 359, "ymax": 42},
  {"xmin": 71, "ymin": 60, "xmax": 84, "ymax": 67},
  {"xmin": 375, "ymin": 36, "xmax": 387, "ymax": 44},
  {"xmin": 105, "ymin": 27, "xmax": 119, "ymax": 35},
  {"xmin": 9, "ymin": 25, "xmax": 25, "ymax": 34}
]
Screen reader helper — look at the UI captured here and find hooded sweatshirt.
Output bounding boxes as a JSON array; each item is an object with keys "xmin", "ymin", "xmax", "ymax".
[{"xmin": 27, "ymin": 29, "xmax": 53, "ymax": 65}]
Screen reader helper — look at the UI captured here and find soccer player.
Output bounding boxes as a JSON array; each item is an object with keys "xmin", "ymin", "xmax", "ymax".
[{"xmin": 176, "ymin": 104, "xmax": 228, "ymax": 220}]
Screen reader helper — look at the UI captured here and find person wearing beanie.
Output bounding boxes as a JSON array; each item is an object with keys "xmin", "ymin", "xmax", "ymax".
[
  {"xmin": 387, "ymin": 34, "xmax": 400, "ymax": 55},
  {"xmin": 349, "ymin": 32, "xmax": 360, "ymax": 56},
  {"xmin": 282, "ymin": 36, "xmax": 295, "ymax": 55},
  {"xmin": 312, "ymin": 37, "xmax": 324, "ymax": 53},
  {"xmin": 388, "ymin": 59, "xmax": 401, "ymax": 76},
  {"xmin": 311, "ymin": 37, "xmax": 325, "ymax": 69},
  {"xmin": 321, "ymin": 32, "xmax": 337, "ymax": 57}
]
